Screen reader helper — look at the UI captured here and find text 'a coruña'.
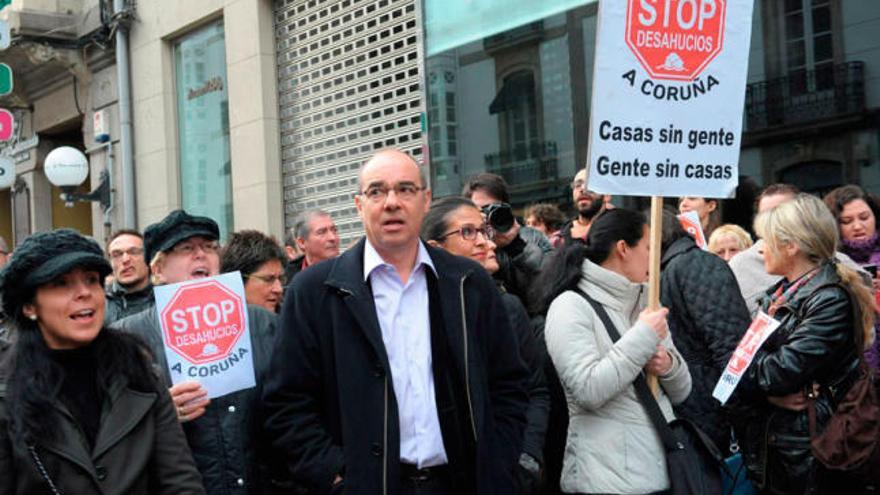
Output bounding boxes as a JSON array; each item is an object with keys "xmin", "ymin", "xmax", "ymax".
[
  {"xmin": 171, "ymin": 347, "xmax": 250, "ymax": 377},
  {"xmin": 622, "ymin": 69, "xmax": 719, "ymax": 101}
]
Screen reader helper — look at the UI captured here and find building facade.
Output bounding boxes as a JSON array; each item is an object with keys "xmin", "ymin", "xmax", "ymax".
[
  {"xmin": 0, "ymin": 0, "xmax": 119, "ymax": 245},
  {"xmin": 273, "ymin": 0, "xmax": 422, "ymax": 247},
  {"xmin": 2, "ymin": 0, "xmax": 879, "ymax": 247}
]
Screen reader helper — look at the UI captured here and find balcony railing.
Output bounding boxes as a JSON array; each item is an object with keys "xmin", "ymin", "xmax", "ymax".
[
  {"xmin": 484, "ymin": 141, "xmax": 558, "ymax": 191},
  {"xmin": 745, "ymin": 61, "xmax": 865, "ymax": 132}
]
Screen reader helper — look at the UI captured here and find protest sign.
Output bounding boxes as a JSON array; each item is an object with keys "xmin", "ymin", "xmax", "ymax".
[
  {"xmin": 678, "ymin": 210, "xmax": 708, "ymax": 249},
  {"xmin": 586, "ymin": 0, "xmax": 754, "ymax": 198},
  {"xmin": 154, "ymin": 272, "xmax": 256, "ymax": 399},
  {"xmin": 712, "ymin": 312, "xmax": 781, "ymax": 405}
]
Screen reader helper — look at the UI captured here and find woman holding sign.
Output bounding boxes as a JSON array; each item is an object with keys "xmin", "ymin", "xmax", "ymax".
[
  {"xmin": 540, "ymin": 209, "xmax": 691, "ymax": 494},
  {"xmin": 0, "ymin": 229, "xmax": 204, "ymax": 494},
  {"xmin": 732, "ymin": 194, "xmax": 874, "ymax": 493}
]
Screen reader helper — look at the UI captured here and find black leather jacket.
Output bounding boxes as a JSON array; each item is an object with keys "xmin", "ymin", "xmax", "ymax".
[
  {"xmin": 733, "ymin": 262, "xmax": 861, "ymax": 494},
  {"xmin": 111, "ymin": 304, "xmax": 287, "ymax": 494}
]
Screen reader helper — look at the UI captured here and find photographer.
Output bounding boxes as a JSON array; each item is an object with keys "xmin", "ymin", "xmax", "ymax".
[{"xmin": 463, "ymin": 173, "xmax": 552, "ymax": 311}]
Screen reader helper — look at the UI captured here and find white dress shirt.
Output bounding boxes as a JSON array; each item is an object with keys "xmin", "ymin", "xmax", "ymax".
[{"xmin": 363, "ymin": 240, "xmax": 448, "ymax": 468}]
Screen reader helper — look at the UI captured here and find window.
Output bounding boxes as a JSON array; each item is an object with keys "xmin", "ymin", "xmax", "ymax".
[
  {"xmin": 174, "ymin": 21, "xmax": 233, "ymax": 238},
  {"xmin": 784, "ymin": 0, "xmax": 835, "ymax": 94}
]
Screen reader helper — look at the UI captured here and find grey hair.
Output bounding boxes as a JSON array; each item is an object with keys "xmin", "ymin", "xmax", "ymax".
[
  {"xmin": 356, "ymin": 149, "xmax": 428, "ymax": 192},
  {"xmin": 292, "ymin": 210, "xmax": 332, "ymax": 241}
]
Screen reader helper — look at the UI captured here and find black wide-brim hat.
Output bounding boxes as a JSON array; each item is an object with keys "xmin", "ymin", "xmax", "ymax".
[
  {"xmin": 0, "ymin": 229, "xmax": 112, "ymax": 319},
  {"xmin": 144, "ymin": 209, "xmax": 220, "ymax": 263}
]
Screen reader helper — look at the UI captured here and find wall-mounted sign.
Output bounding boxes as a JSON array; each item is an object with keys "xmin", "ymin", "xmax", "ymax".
[
  {"xmin": 0, "ymin": 20, "xmax": 10, "ymax": 50},
  {"xmin": 0, "ymin": 155, "xmax": 13, "ymax": 189},
  {"xmin": 0, "ymin": 109, "xmax": 13, "ymax": 141},
  {"xmin": 0, "ymin": 63, "xmax": 11, "ymax": 96}
]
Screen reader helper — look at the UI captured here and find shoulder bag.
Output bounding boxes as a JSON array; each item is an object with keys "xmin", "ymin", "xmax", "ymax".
[{"xmin": 572, "ymin": 288, "xmax": 724, "ymax": 495}]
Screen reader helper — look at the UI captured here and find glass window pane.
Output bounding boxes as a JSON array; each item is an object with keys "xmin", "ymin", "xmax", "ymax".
[
  {"xmin": 815, "ymin": 62, "xmax": 834, "ymax": 91},
  {"xmin": 785, "ymin": 13, "xmax": 804, "ymax": 40},
  {"xmin": 812, "ymin": 6, "xmax": 831, "ymax": 33},
  {"xmin": 814, "ymin": 33, "xmax": 833, "ymax": 62},
  {"xmin": 174, "ymin": 21, "xmax": 233, "ymax": 239},
  {"xmin": 785, "ymin": 0, "xmax": 803, "ymax": 14},
  {"xmin": 787, "ymin": 40, "xmax": 806, "ymax": 69}
]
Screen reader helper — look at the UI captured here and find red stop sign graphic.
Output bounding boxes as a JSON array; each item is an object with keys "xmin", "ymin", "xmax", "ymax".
[
  {"xmin": 160, "ymin": 280, "xmax": 246, "ymax": 365},
  {"xmin": 625, "ymin": 0, "xmax": 726, "ymax": 81}
]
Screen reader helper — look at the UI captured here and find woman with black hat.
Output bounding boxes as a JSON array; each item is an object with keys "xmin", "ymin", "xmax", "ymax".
[{"xmin": 0, "ymin": 229, "xmax": 205, "ymax": 494}]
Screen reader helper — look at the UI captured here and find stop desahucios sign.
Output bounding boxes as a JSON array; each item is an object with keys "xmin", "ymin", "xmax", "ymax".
[
  {"xmin": 625, "ymin": 0, "xmax": 726, "ymax": 81},
  {"xmin": 160, "ymin": 279, "xmax": 246, "ymax": 365}
]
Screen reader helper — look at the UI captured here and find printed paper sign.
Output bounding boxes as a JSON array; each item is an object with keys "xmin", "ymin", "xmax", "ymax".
[
  {"xmin": 586, "ymin": 0, "xmax": 754, "ymax": 198},
  {"xmin": 713, "ymin": 311, "xmax": 781, "ymax": 405},
  {"xmin": 678, "ymin": 210, "xmax": 708, "ymax": 249},
  {"xmin": 153, "ymin": 272, "xmax": 256, "ymax": 399}
]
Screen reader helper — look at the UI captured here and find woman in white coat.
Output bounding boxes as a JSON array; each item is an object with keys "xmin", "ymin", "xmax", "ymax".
[{"xmin": 539, "ymin": 208, "xmax": 692, "ymax": 495}]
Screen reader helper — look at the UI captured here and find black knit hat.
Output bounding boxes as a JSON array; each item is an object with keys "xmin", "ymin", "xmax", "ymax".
[
  {"xmin": 144, "ymin": 210, "xmax": 220, "ymax": 263},
  {"xmin": 0, "ymin": 229, "xmax": 112, "ymax": 320}
]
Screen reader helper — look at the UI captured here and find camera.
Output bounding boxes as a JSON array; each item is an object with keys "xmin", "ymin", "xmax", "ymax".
[{"xmin": 481, "ymin": 202, "xmax": 515, "ymax": 233}]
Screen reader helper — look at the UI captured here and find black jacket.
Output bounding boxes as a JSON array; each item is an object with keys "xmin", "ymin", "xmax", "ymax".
[
  {"xmin": 660, "ymin": 236, "xmax": 751, "ymax": 450},
  {"xmin": 284, "ymin": 256, "xmax": 305, "ymax": 284},
  {"xmin": 262, "ymin": 239, "xmax": 530, "ymax": 495},
  {"xmin": 0, "ymin": 338, "xmax": 205, "ymax": 495},
  {"xmin": 500, "ymin": 290, "xmax": 550, "ymax": 463},
  {"xmin": 496, "ymin": 225, "xmax": 552, "ymax": 311},
  {"xmin": 112, "ymin": 304, "xmax": 282, "ymax": 495},
  {"xmin": 732, "ymin": 262, "xmax": 862, "ymax": 494},
  {"xmin": 105, "ymin": 280, "xmax": 155, "ymax": 324}
]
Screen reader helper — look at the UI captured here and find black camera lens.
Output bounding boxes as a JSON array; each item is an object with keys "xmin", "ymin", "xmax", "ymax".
[{"xmin": 482, "ymin": 203, "xmax": 515, "ymax": 233}]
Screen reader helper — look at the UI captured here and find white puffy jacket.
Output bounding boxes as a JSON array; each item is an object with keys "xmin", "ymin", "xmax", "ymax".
[{"xmin": 545, "ymin": 259, "xmax": 692, "ymax": 494}]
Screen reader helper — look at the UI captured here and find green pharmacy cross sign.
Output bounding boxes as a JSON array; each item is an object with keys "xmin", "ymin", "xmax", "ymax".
[{"xmin": 0, "ymin": 63, "xmax": 11, "ymax": 96}]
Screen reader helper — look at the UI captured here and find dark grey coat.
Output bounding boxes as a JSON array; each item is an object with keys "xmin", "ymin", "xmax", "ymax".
[
  {"xmin": 0, "ymin": 339, "xmax": 205, "ymax": 495},
  {"xmin": 263, "ymin": 239, "xmax": 530, "ymax": 495}
]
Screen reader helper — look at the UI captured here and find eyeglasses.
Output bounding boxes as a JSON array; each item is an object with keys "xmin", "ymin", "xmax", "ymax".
[
  {"xmin": 440, "ymin": 224, "xmax": 495, "ymax": 242},
  {"xmin": 109, "ymin": 247, "xmax": 144, "ymax": 260},
  {"xmin": 360, "ymin": 182, "xmax": 425, "ymax": 202},
  {"xmin": 245, "ymin": 273, "xmax": 287, "ymax": 285},
  {"xmin": 171, "ymin": 240, "xmax": 220, "ymax": 256}
]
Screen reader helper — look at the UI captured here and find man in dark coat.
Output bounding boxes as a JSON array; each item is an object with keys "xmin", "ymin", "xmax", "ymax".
[
  {"xmin": 462, "ymin": 173, "xmax": 552, "ymax": 312},
  {"xmin": 104, "ymin": 229, "xmax": 154, "ymax": 323},
  {"xmin": 659, "ymin": 210, "xmax": 751, "ymax": 451},
  {"xmin": 111, "ymin": 210, "xmax": 288, "ymax": 495},
  {"xmin": 263, "ymin": 149, "xmax": 529, "ymax": 495}
]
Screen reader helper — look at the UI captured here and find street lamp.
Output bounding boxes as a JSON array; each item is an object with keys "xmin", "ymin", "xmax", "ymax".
[{"xmin": 43, "ymin": 146, "xmax": 111, "ymax": 211}]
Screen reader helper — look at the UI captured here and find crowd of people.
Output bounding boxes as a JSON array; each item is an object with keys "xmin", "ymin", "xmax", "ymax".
[{"xmin": 0, "ymin": 147, "xmax": 878, "ymax": 495}]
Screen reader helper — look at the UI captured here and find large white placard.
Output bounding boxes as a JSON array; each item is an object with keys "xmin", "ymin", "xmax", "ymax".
[{"xmin": 586, "ymin": 0, "xmax": 755, "ymax": 198}]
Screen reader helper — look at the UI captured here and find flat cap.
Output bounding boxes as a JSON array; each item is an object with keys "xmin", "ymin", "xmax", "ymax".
[{"xmin": 144, "ymin": 210, "xmax": 219, "ymax": 263}]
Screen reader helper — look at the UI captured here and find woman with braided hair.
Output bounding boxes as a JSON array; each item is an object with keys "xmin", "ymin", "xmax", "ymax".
[{"xmin": 0, "ymin": 229, "xmax": 204, "ymax": 494}]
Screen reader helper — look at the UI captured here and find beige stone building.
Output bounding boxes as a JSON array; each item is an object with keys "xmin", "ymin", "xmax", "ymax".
[
  {"xmin": 128, "ymin": 0, "xmax": 282, "ymax": 240},
  {"xmin": 0, "ymin": 0, "xmax": 285, "ymax": 246}
]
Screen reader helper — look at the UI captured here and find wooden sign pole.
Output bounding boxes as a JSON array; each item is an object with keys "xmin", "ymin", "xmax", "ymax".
[{"xmin": 647, "ymin": 196, "xmax": 663, "ymax": 396}]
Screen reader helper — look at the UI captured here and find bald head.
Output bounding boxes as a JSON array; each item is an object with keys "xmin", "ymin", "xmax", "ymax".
[{"xmin": 358, "ymin": 149, "xmax": 426, "ymax": 192}]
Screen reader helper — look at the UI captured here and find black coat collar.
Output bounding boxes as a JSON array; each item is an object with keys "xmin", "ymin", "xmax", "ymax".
[{"xmin": 661, "ymin": 235, "xmax": 699, "ymax": 267}]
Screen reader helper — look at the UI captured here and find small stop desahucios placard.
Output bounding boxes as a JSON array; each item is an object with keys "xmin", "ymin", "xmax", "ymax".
[{"xmin": 154, "ymin": 272, "xmax": 256, "ymax": 398}]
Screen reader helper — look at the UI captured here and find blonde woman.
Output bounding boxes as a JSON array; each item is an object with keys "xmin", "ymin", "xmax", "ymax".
[
  {"xmin": 732, "ymin": 194, "xmax": 875, "ymax": 493},
  {"xmin": 708, "ymin": 224, "xmax": 753, "ymax": 262}
]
